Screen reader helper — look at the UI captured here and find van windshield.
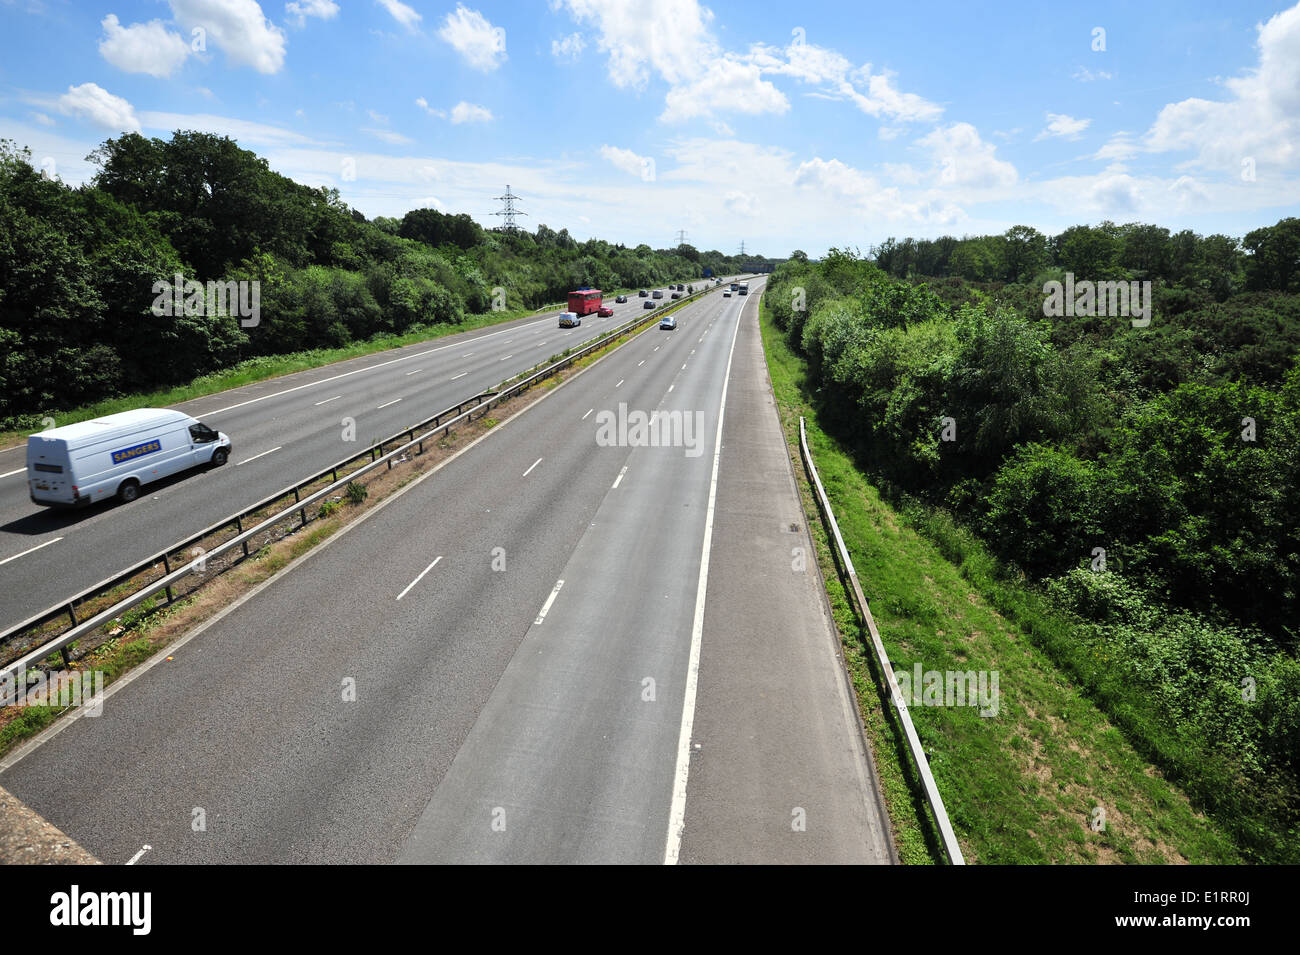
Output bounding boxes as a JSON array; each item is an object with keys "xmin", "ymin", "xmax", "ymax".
[{"xmin": 189, "ymin": 423, "xmax": 218, "ymax": 442}]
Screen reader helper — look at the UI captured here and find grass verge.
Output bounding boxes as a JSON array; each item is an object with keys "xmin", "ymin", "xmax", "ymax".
[{"xmin": 758, "ymin": 296, "xmax": 1241, "ymax": 864}]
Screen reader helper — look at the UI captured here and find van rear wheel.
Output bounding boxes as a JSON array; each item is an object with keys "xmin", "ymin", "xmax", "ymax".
[
  {"xmin": 117, "ymin": 480, "xmax": 140, "ymax": 503},
  {"xmin": 211, "ymin": 448, "xmax": 228, "ymax": 467}
]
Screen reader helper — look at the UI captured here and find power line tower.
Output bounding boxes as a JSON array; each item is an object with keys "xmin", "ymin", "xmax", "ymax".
[
  {"xmin": 676, "ymin": 229, "xmax": 688, "ymax": 246},
  {"xmin": 738, "ymin": 239, "xmax": 746, "ymax": 257},
  {"xmin": 492, "ymin": 184, "xmax": 527, "ymax": 232}
]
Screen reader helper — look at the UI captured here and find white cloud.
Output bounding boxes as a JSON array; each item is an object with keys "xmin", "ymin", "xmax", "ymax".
[
  {"xmin": 375, "ymin": 0, "xmax": 421, "ymax": 32},
  {"xmin": 99, "ymin": 14, "xmax": 191, "ymax": 78},
  {"xmin": 878, "ymin": 126, "xmax": 902, "ymax": 141},
  {"xmin": 1169, "ymin": 175, "xmax": 1210, "ymax": 207},
  {"xmin": 558, "ymin": 0, "xmax": 713, "ymax": 90},
  {"xmin": 368, "ymin": 109, "xmax": 389, "ymax": 124},
  {"xmin": 1144, "ymin": 2, "xmax": 1300, "ymax": 172},
  {"xmin": 600, "ymin": 144, "xmax": 651, "ymax": 177},
  {"xmin": 364, "ymin": 127, "xmax": 414, "ymax": 144},
  {"xmin": 793, "ymin": 156, "xmax": 879, "ymax": 201},
  {"xmin": 1088, "ymin": 172, "xmax": 1143, "ymax": 214},
  {"xmin": 1035, "ymin": 112, "xmax": 1091, "ymax": 141},
  {"xmin": 1094, "ymin": 134, "xmax": 1138, "ymax": 161},
  {"xmin": 138, "ymin": 110, "xmax": 325, "ymax": 145},
  {"xmin": 723, "ymin": 189, "xmax": 760, "ymax": 217},
  {"xmin": 748, "ymin": 41, "xmax": 942, "ymax": 122},
  {"xmin": 1072, "ymin": 67, "xmax": 1113, "ymax": 82},
  {"xmin": 30, "ymin": 111, "xmax": 55, "ymax": 126},
  {"xmin": 918, "ymin": 123, "xmax": 1017, "ymax": 189},
  {"xmin": 167, "ymin": 0, "xmax": 287, "ymax": 74},
  {"xmin": 57, "ymin": 82, "xmax": 140, "ymax": 132},
  {"xmin": 450, "ymin": 101, "xmax": 493, "ymax": 124},
  {"xmin": 661, "ymin": 57, "xmax": 789, "ymax": 122},
  {"xmin": 415, "ymin": 97, "xmax": 446, "ymax": 118},
  {"xmin": 552, "ymin": 33, "xmax": 584, "ymax": 60},
  {"xmin": 438, "ymin": 4, "xmax": 506, "ymax": 71},
  {"xmin": 285, "ymin": 0, "xmax": 339, "ymax": 27}
]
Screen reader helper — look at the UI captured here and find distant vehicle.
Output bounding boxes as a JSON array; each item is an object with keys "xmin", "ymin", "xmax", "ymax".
[
  {"xmin": 670, "ymin": 291, "xmax": 681, "ymax": 299},
  {"xmin": 659, "ymin": 315, "xmax": 677, "ymax": 330},
  {"xmin": 567, "ymin": 289, "xmax": 602, "ymax": 315},
  {"xmin": 738, "ymin": 283, "xmax": 749, "ymax": 295},
  {"xmin": 652, "ymin": 290, "xmax": 664, "ymax": 299},
  {"xmin": 730, "ymin": 283, "xmax": 739, "ymax": 291},
  {"xmin": 643, "ymin": 300, "xmax": 656, "ymax": 309},
  {"xmin": 615, "ymin": 295, "xmax": 628, "ymax": 303},
  {"xmin": 559, "ymin": 311, "xmax": 582, "ymax": 328},
  {"xmin": 715, "ymin": 278, "xmax": 722, "ymax": 284},
  {"xmin": 597, "ymin": 305, "xmax": 614, "ymax": 317},
  {"xmin": 676, "ymin": 284, "xmax": 685, "ymax": 291},
  {"xmin": 638, "ymin": 289, "xmax": 649, "ymax": 297},
  {"xmin": 723, "ymin": 290, "xmax": 732, "ymax": 297},
  {"xmin": 27, "ymin": 408, "xmax": 231, "ymax": 507}
]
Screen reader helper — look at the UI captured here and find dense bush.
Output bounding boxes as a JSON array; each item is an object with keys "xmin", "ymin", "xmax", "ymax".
[{"xmin": 771, "ymin": 241, "xmax": 1300, "ymax": 860}]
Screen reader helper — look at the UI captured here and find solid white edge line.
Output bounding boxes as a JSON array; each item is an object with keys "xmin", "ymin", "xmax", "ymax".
[
  {"xmin": 396, "ymin": 555, "xmax": 442, "ymax": 601},
  {"xmin": 534, "ymin": 579, "xmax": 564, "ymax": 625},
  {"xmin": 522, "ymin": 457, "xmax": 542, "ymax": 477},
  {"xmin": 663, "ymin": 293, "xmax": 744, "ymax": 866},
  {"xmin": 235, "ymin": 446, "xmax": 281, "ymax": 467},
  {"xmin": 0, "ymin": 537, "xmax": 63, "ymax": 566}
]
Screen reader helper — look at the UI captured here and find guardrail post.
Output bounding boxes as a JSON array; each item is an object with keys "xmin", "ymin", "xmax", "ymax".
[
  {"xmin": 294, "ymin": 486, "xmax": 307, "ymax": 527},
  {"xmin": 162, "ymin": 554, "xmax": 174, "ymax": 604},
  {"xmin": 236, "ymin": 515, "xmax": 249, "ymax": 557},
  {"xmin": 67, "ymin": 603, "xmax": 78, "ymax": 627}
]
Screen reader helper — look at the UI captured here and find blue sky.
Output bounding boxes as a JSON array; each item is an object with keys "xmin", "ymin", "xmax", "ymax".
[{"xmin": 3, "ymin": 0, "xmax": 1299, "ymax": 256}]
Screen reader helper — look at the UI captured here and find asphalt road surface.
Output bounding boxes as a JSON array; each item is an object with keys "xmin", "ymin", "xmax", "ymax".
[
  {"xmin": 1, "ymin": 278, "xmax": 895, "ymax": 864},
  {"xmin": 0, "ymin": 284, "xmax": 730, "ymax": 632}
]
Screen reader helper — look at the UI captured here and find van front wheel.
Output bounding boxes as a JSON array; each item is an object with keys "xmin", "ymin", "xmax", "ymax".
[
  {"xmin": 117, "ymin": 480, "xmax": 140, "ymax": 503},
  {"xmin": 211, "ymin": 448, "xmax": 228, "ymax": 467}
]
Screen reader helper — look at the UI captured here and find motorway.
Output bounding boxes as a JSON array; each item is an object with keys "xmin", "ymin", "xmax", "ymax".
[
  {"xmin": 0, "ymin": 284, "xmax": 724, "ymax": 633},
  {"xmin": 0, "ymin": 280, "xmax": 896, "ymax": 864}
]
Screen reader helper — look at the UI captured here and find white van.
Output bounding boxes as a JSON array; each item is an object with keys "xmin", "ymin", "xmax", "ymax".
[{"xmin": 27, "ymin": 409, "xmax": 232, "ymax": 507}]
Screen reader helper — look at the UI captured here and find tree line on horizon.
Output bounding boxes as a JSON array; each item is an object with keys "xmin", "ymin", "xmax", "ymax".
[{"xmin": 0, "ymin": 132, "xmax": 772, "ymax": 429}]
